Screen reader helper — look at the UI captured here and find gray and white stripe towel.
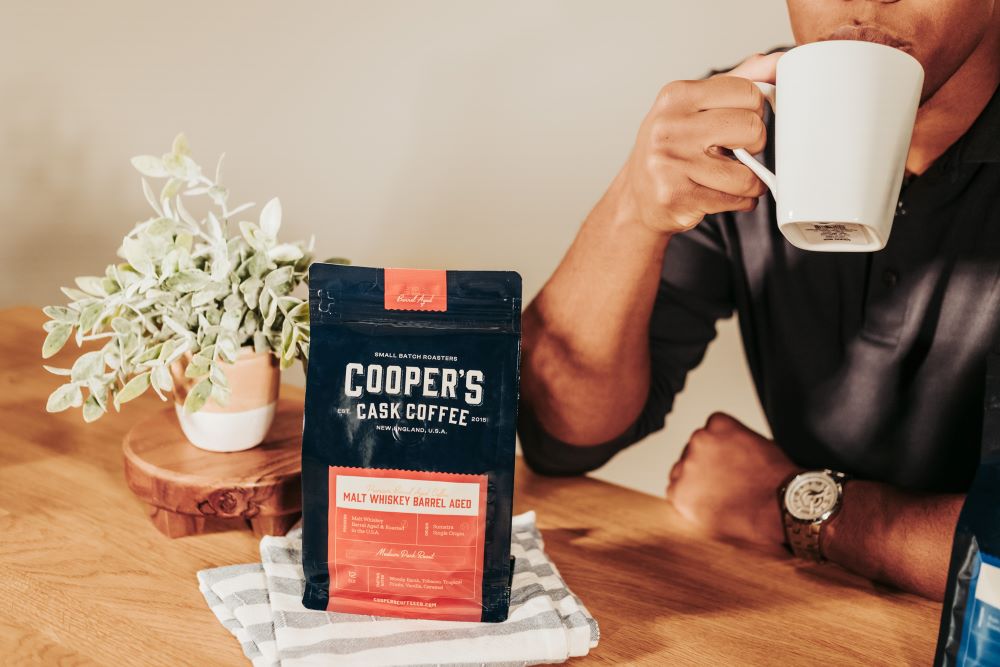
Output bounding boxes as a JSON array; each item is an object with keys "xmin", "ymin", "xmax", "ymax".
[{"xmin": 197, "ymin": 511, "xmax": 600, "ymax": 666}]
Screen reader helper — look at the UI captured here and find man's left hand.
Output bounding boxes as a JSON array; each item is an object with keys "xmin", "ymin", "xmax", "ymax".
[{"xmin": 666, "ymin": 412, "xmax": 799, "ymax": 546}]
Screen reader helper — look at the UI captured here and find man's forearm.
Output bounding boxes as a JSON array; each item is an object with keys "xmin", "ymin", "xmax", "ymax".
[
  {"xmin": 521, "ymin": 169, "xmax": 670, "ymax": 445},
  {"xmin": 822, "ymin": 481, "xmax": 963, "ymax": 600}
]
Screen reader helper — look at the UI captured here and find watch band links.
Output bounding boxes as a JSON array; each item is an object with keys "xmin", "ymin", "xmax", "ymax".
[{"xmin": 783, "ymin": 512, "xmax": 824, "ymax": 562}]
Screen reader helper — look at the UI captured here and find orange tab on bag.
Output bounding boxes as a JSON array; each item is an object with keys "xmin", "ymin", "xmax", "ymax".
[{"xmin": 384, "ymin": 268, "xmax": 447, "ymax": 312}]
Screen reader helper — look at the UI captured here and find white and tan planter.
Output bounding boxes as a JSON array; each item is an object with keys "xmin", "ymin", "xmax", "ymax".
[{"xmin": 170, "ymin": 347, "xmax": 280, "ymax": 452}]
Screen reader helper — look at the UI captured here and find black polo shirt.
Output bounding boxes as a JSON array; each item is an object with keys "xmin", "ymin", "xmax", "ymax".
[{"xmin": 518, "ymin": 84, "xmax": 1000, "ymax": 493}]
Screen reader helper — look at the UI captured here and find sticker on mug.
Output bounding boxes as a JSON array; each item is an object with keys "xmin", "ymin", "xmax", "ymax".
[{"xmin": 797, "ymin": 223, "xmax": 869, "ymax": 245}]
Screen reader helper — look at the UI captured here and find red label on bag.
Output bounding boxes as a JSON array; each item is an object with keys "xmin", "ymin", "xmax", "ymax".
[
  {"xmin": 384, "ymin": 268, "xmax": 447, "ymax": 312},
  {"xmin": 328, "ymin": 466, "xmax": 487, "ymax": 621}
]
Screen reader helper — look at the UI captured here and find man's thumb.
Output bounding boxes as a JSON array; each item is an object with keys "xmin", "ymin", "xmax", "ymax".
[{"xmin": 725, "ymin": 52, "xmax": 782, "ymax": 84}]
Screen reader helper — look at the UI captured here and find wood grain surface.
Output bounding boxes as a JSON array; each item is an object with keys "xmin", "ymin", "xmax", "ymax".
[
  {"xmin": 122, "ymin": 401, "xmax": 303, "ymax": 538},
  {"xmin": 0, "ymin": 306, "xmax": 941, "ymax": 665}
]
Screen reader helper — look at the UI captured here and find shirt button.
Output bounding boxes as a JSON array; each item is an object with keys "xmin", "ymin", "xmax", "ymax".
[
  {"xmin": 882, "ymin": 269, "xmax": 899, "ymax": 288},
  {"xmin": 896, "ymin": 200, "xmax": 907, "ymax": 217}
]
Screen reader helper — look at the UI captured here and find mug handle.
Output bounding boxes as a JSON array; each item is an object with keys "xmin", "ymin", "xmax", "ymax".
[{"xmin": 731, "ymin": 81, "xmax": 777, "ymax": 194}]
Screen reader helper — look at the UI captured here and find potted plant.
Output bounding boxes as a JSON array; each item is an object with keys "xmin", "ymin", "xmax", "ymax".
[{"xmin": 41, "ymin": 134, "xmax": 328, "ymax": 452}]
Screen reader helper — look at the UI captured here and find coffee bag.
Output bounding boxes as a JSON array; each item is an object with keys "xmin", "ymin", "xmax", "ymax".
[
  {"xmin": 935, "ymin": 351, "xmax": 1000, "ymax": 665},
  {"xmin": 301, "ymin": 264, "xmax": 521, "ymax": 622}
]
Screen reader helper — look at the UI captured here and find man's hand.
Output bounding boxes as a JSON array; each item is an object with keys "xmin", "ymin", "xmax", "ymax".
[
  {"xmin": 620, "ymin": 52, "xmax": 782, "ymax": 235},
  {"xmin": 666, "ymin": 412, "xmax": 798, "ymax": 546}
]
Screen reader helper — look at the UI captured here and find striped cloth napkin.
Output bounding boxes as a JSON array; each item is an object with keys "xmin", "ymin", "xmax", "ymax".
[{"xmin": 197, "ymin": 512, "xmax": 599, "ymax": 666}]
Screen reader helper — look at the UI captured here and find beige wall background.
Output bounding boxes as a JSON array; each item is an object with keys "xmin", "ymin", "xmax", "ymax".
[{"xmin": 2, "ymin": 1, "xmax": 791, "ymax": 496}]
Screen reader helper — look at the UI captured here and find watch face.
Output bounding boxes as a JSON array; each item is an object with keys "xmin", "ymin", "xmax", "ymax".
[{"xmin": 784, "ymin": 472, "xmax": 840, "ymax": 521}]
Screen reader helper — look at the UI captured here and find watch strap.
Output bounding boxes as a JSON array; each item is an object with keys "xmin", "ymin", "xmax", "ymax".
[{"xmin": 782, "ymin": 512, "xmax": 824, "ymax": 562}]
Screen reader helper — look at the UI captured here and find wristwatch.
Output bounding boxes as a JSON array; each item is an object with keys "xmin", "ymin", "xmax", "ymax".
[{"xmin": 778, "ymin": 469, "xmax": 849, "ymax": 562}]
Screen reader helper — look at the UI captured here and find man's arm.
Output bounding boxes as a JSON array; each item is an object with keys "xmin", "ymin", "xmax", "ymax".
[
  {"xmin": 520, "ymin": 54, "xmax": 780, "ymax": 458},
  {"xmin": 823, "ymin": 481, "xmax": 963, "ymax": 600},
  {"xmin": 667, "ymin": 412, "xmax": 961, "ymax": 600},
  {"xmin": 521, "ymin": 184, "xmax": 669, "ymax": 446}
]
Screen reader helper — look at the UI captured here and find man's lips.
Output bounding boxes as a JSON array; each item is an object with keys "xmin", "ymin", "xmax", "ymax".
[{"xmin": 824, "ymin": 24, "xmax": 911, "ymax": 51}]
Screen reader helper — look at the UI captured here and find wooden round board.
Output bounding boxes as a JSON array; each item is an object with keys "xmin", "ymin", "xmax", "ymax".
[{"xmin": 123, "ymin": 398, "xmax": 303, "ymax": 538}]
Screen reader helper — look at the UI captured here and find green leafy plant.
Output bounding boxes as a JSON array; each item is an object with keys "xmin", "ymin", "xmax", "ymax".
[{"xmin": 42, "ymin": 133, "xmax": 320, "ymax": 421}]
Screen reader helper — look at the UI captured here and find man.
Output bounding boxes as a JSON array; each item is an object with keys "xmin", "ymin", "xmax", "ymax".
[{"xmin": 518, "ymin": 0, "xmax": 1000, "ymax": 601}]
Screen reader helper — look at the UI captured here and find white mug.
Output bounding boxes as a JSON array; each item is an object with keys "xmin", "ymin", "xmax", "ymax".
[{"xmin": 733, "ymin": 40, "xmax": 924, "ymax": 252}]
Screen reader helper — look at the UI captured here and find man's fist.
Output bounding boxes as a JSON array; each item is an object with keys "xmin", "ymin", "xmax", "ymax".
[
  {"xmin": 666, "ymin": 412, "xmax": 798, "ymax": 546},
  {"xmin": 619, "ymin": 52, "xmax": 781, "ymax": 235}
]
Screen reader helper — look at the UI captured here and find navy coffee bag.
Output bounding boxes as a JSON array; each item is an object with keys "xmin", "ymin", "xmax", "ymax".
[
  {"xmin": 935, "ymin": 351, "xmax": 1000, "ymax": 665},
  {"xmin": 301, "ymin": 264, "xmax": 521, "ymax": 622}
]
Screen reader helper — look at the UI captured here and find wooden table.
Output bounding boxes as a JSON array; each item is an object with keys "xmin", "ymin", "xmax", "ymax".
[{"xmin": 0, "ymin": 306, "xmax": 941, "ymax": 665}]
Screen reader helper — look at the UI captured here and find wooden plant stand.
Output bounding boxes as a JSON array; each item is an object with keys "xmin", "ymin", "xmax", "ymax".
[{"xmin": 123, "ymin": 399, "xmax": 303, "ymax": 538}]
